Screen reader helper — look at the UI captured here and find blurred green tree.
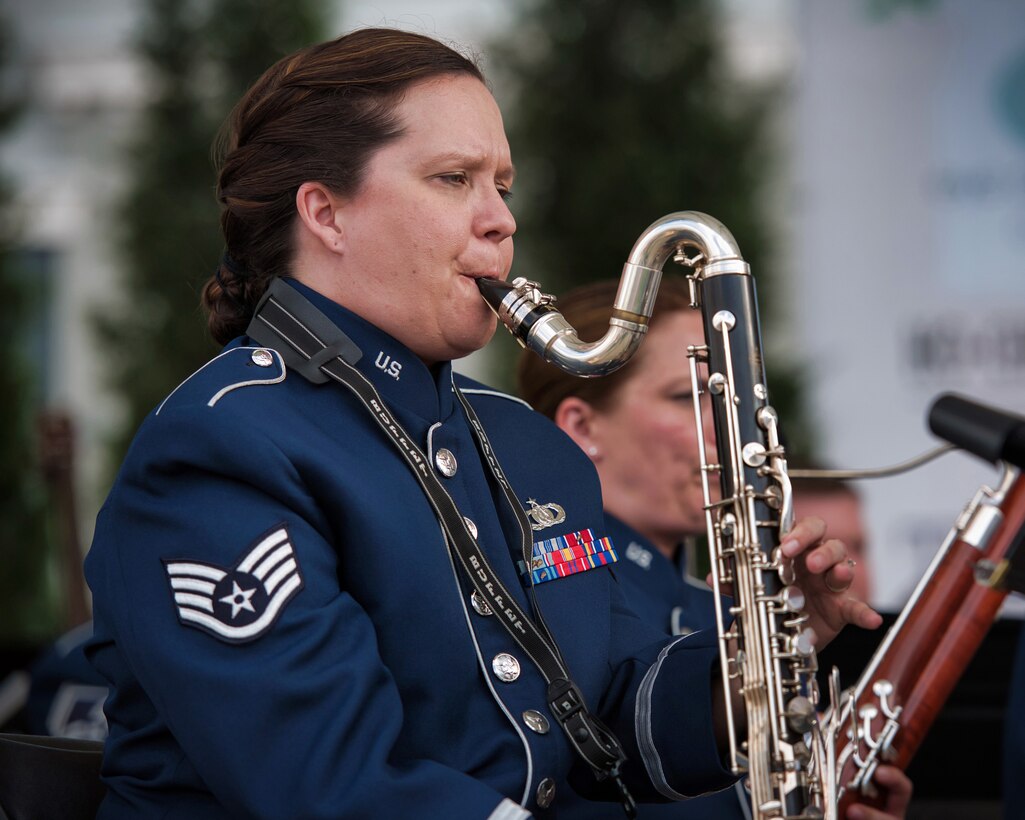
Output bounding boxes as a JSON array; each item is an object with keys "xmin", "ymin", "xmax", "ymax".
[
  {"xmin": 488, "ymin": 0, "xmax": 814, "ymax": 458},
  {"xmin": 94, "ymin": 0, "xmax": 327, "ymax": 474},
  {"xmin": 0, "ymin": 17, "xmax": 59, "ymax": 643},
  {"xmin": 490, "ymin": 0, "xmax": 775, "ymax": 296}
]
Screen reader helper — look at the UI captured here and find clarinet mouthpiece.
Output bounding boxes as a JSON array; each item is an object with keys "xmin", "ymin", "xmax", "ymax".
[{"xmin": 476, "ymin": 277, "xmax": 519, "ymax": 314}]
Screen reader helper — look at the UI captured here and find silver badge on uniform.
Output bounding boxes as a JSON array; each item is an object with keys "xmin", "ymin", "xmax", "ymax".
[
  {"xmin": 163, "ymin": 525, "xmax": 304, "ymax": 643},
  {"xmin": 524, "ymin": 498, "xmax": 567, "ymax": 531}
]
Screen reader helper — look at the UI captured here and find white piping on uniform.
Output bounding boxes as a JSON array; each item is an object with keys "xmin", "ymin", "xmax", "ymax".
[
  {"xmin": 432, "ymin": 379, "xmax": 533, "ymax": 807},
  {"xmin": 486, "ymin": 797, "xmax": 532, "ymax": 820},
  {"xmin": 439, "ymin": 520, "xmax": 535, "ymax": 808},
  {"xmin": 456, "ymin": 386, "xmax": 534, "ymax": 411},
  {"xmin": 156, "ymin": 349, "xmax": 244, "ymax": 415},
  {"xmin": 635, "ymin": 638, "xmax": 741, "ymax": 802},
  {"xmin": 635, "ymin": 635, "xmax": 693, "ymax": 800},
  {"xmin": 426, "ymin": 422, "xmax": 442, "ymax": 459},
  {"xmin": 155, "ymin": 347, "xmax": 285, "ymax": 415},
  {"xmin": 208, "ymin": 349, "xmax": 286, "ymax": 407}
]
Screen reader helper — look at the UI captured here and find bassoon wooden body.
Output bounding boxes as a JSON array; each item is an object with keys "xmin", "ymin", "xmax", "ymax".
[{"xmin": 835, "ymin": 465, "xmax": 1024, "ymax": 814}]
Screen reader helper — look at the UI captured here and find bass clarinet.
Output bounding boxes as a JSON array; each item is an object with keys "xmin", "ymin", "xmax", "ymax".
[{"xmin": 479, "ymin": 211, "xmax": 837, "ymax": 819}]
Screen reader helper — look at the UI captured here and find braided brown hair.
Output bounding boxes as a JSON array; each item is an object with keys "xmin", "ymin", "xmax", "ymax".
[{"xmin": 202, "ymin": 28, "xmax": 484, "ymax": 344}]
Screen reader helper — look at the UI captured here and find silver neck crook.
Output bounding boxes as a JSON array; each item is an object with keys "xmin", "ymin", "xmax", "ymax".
[{"xmin": 477, "ymin": 211, "xmax": 749, "ymax": 377}]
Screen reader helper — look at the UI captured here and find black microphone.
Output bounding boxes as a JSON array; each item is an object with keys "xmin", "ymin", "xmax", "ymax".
[{"xmin": 928, "ymin": 393, "xmax": 1025, "ymax": 468}]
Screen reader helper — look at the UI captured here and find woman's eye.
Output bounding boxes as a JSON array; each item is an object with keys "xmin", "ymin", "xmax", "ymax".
[
  {"xmin": 497, "ymin": 186, "xmax": 513, "ymax": 202},
  {"xmin": 438, "ymin": 173, "xmax": 468, "ymax": 186}
]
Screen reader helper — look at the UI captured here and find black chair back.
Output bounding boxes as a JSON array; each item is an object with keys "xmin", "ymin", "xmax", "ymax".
[{"xmin": 0, "ymin": 733, "xmax": 105, "ymax": 820}]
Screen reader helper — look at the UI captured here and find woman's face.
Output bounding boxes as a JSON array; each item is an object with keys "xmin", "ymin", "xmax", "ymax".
[
  {"xmin": 590, "ymin": 310, "xmax": 715, "ymax": 552},
  {"xmin": 334, "ymin": 73, "xmax": 516, "ymax": 365}
]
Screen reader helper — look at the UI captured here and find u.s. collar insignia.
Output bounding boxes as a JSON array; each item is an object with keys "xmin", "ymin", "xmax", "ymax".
[
  {"xmin": 524, "ymin": 498, "xmax": 567, "ymax": 531},
  {"xmin": 163, "ymin": 524, "xmax": 304, "ymax": 644}
]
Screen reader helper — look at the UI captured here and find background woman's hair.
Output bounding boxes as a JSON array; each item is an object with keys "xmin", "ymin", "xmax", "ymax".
[
  {"xmin": 202, "ymin": 28, "xmax": 484, "ymax": 344},
  {"xmin": 516, "ymin": 277, "xmax": 694, "ymax": 419}
]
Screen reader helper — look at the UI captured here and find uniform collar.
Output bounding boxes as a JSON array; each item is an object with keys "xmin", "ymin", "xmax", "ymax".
[{"xmin": 283, "ymin": 278, "xmax": 456, "ymax": 422}]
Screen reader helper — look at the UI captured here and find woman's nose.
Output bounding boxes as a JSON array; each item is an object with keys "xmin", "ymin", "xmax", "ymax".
[{"xmin": 478, "ymin": 189, "xmax": 516, "ymax": 242}]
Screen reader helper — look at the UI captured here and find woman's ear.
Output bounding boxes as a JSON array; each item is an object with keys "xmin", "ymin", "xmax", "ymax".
[
  {"xmin": 295, "ymin": 181, "xmax": 345, "ymax": 254},
  {"xmin": 554, "ymin": 396, "xmax": 601, "ymax": 462}
]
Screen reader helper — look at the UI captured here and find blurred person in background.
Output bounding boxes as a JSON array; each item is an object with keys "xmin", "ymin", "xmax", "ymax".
[
  {"xmin": 23, "ymin": 621, "xmax": 107, "ymax": 741},
  {"xmin": 518, "ymin": 278, "xmax": 911, "ymax": 820},
  {"xmin": 792, "ymin": 475, "xmax": 871, "ymax": 606}
]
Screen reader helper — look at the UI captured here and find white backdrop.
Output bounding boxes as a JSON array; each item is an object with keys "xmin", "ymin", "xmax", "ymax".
[{"xmin": 793, "ymin": 0, "xmax": 1025, "ymax": 611}]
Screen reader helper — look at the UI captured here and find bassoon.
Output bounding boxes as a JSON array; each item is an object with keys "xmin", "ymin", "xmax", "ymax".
[{"xmin": 834, "ymin": 395, "xmax": 1025, "ymax": 813}]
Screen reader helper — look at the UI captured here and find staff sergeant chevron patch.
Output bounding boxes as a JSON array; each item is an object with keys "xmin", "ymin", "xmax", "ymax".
[{"xmin": 163, "ymin": 525, "xmax": 304, "ymax": 643}]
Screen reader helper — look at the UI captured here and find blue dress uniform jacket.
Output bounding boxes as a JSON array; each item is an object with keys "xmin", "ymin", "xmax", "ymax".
[
  {"xmin": 84, "ymin": 279, "xmax": 734, "ymax": 819},
  {"xmin": 554, "ymin": 517, "xmax": 750, "ymax": 820}
]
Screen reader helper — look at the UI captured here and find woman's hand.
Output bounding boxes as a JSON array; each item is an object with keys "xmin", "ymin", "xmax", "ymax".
[
  {"xmin": 846, "ymin": 765, "xmax": 914, "ymax": 820},
  {"xmin": 779, "ymin": 516, "xmax": 883, "ymax": 647}
]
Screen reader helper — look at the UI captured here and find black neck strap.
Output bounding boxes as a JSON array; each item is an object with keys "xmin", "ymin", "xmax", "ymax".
[{"xmin": 247, "ymin": 279, "xmax": 635, "ymax": 817}]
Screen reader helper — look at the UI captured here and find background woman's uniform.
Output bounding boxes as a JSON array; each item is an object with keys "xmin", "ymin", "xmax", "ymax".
[{"xmin": 84, "ymin": 279, "xmax": 734, "ymax": 819}]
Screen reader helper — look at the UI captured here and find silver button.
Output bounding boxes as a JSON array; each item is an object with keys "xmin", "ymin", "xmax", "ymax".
[
  {"xmin": 522, "ymin": 710, "xmax": 550, "ymax": 735},
  {"xmin": 492, "ymin": 653, "xmax": 521, "ymax": 682},
  {"xmin": 435, "ymin": 448, "xmax": 457, "ymax": 477},
  {"xmin": 463, "ymin": 517, "xmax": 478, "ymax": 539},
  {"xmin": 536, "ymin": 777, "xmax": 556, "ymax": 809},
  {"xmin": 251, "ymin": 348, "xmax": 274, "ymax": 367},
  {"xmin": 471, "ymin": 591, "xmax": 493, "ymax": 617}
]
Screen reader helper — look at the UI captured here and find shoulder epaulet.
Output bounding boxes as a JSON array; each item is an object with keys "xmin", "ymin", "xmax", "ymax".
[{"xmin": 156, "ymin": 346, "xmax": 286, "ymax": 416}]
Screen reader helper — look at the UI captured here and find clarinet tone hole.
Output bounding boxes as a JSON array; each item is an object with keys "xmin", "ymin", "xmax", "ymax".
[
  {"xmin": 785, "ymin": 695, "xmax": 816, "ymax": 734},
  {"xmin": 742, "ymin": 442, "xmax": 767, "ymax": 467},
  {"xmin": 756, "ymin": 405, "xmax": 778, "ymax": 428},
  {"xmin": 782, "ymin": 585, "xmax": 805, "ymax": 612},
  {"xmin": 712, "ymin": 310, "xmax": 736, "ymax": 332},
  {"xmin": 794, "ymin": 628, "xmax": 816, "ymax": 657}
]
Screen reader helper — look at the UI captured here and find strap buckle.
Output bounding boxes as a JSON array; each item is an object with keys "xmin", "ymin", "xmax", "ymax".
[
  {"xmin": 548, "ymin": 680, "xmax": 636, "ymax": 819},
  {"xmin": 548, "ymin": 678, "xmax": 585, "ymax": 723}
]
